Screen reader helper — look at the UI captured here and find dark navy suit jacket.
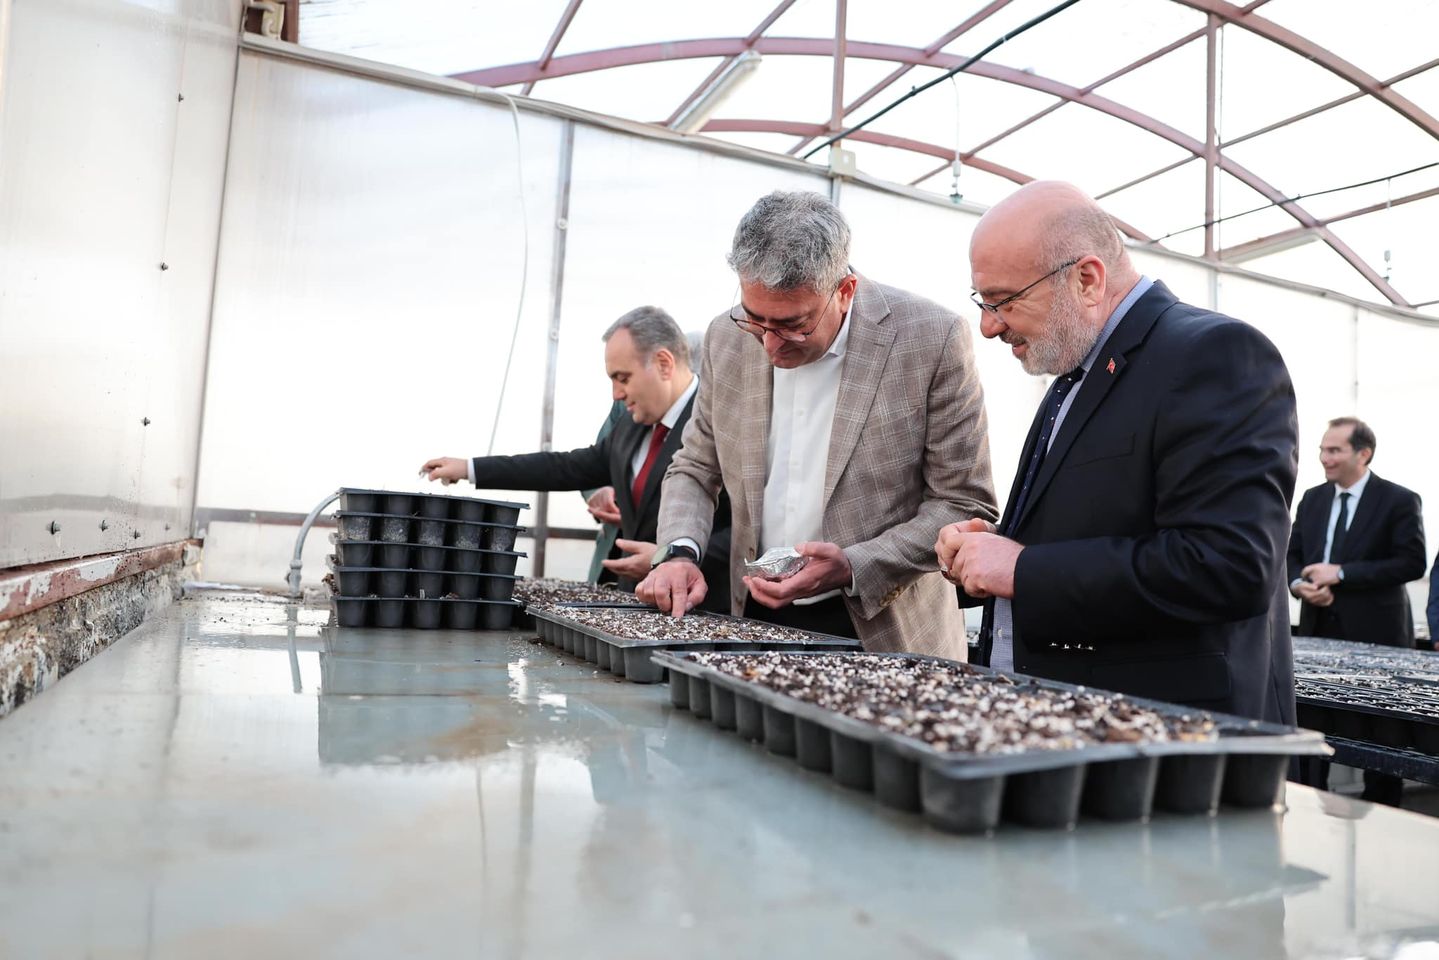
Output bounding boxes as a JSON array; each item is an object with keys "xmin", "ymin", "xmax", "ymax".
[
  {"xmin": 471, "ymin": 395, "xmax": 731, "ymax": 603},
  {"xmin": 976, "ymin": 281, "xmax": 1300, "ymax": 724}
]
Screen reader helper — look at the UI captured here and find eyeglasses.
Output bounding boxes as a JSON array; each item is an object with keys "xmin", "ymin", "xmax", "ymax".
[
  {"xmin": 730, "ymin": 274, "xmax": 852, "ymax": 342},
  {"xmin": 970, "ymin": 258, "xmax": 1079, "ymax": 316}
]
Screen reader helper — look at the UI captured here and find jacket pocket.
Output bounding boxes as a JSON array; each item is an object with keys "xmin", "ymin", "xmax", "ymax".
[{"xmin": 1067, "ymin": 432, "xmax": 1135, "ymax": 468}]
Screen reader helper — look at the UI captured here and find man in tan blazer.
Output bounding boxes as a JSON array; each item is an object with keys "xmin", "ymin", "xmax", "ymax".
[{"xmin": 637, "ymin": 191, "xmax": 995, "ymax": 659}]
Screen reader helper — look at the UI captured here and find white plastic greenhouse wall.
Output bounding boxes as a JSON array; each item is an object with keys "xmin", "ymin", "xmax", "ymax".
[{"xmin": 2, "ymin": 2, "xmax": 1436, "ymax": 610}]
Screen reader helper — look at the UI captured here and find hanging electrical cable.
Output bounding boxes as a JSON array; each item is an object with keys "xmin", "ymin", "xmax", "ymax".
[
  {"xmin": 800, "ymin": 0, "xmax": 1084, "ymax": 161},
  {"xmin": 480, "ymin": 90, "xmax": 531, "ymax": 456},
  {"xmin": 1144, "ymin": 160, "xmax": 1439, "ymax": 246}
]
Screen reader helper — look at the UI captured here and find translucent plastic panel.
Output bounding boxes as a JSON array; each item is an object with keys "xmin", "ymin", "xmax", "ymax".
[
  {"xmin": 530, "ymin": 59, "xmax": 726, "ymax": 122},
  {"xmin": 1099, "ymin": 159, "xmax": 1207, "ymax": 259},
  {"xmin": 1236, "ymin": 239, "xmax": 1386, "ymax": 305},
  {"xmin": 1295, "ymin": 163, "xmax": 1439, "ymax": 225},
  {"xmin": 1126, "ymin": 249, "xmax": 1214, "ymax": 312},
  {"xmin": 556, "ymin": 0, "xmax": 780, "ymax": 54},
  {"xmin": 1094, "ymin": 36, "xmax": 1208, "ymax": 142},
  {"xmin": 1212, "ymin": 274, "xmax": 1358, "ymax": 499},
  {"xmin": 981, "ymin": 102, "xmax": 1192, "ymax": 200},
  {"xmin": 851, "ymin": 68, "xmax": 1061, "ymax": 156},
  {"xmin": 839, "ymin": 54, "xmax": 925, "ymax": 121},
  {"xmin": 845, "ymin": 140, "xmax": 954, "ymax": 187},
  {"xmin": 914, "ymin": 163, "xmax": 1026, "ymax": 209},
  {"xmin": 1210, "ymin": 171, "xmax": 1307, "ymax": 251},
  {"xmin": 1264, "ymin": 0, "xmax": 1439, "ymax": 81},
  {"xmin": 706, "ymin": 130, "xmax": 817, "ymax": 155},
  {"xmin": 838, "ymin": 184, "xmax": 1045, "ymax": 508},
  {"xmin": 718, "ymin": 53, "xmax": 839, "ymax": 123},
  {"xmin": 1330, "ymin": 197, "xmax": 1439, "ymax": 307},
  {"xmin": 766, "ymin": 0, "xmax": 850, "ymax": 40},
  {"xmin": 1393, "ymin": 68, "xmax": 1439, "ymax": 120},
  {"xmin": 844, "ymin": 0, "xmax": 1004, "ymax": 50},
  {"xmin": 298, "ymin": 0, "xmax": 572, "ymax": 77},
  {"xmin": 1215, "ymin": 24, "xmax": 1354, "ymax": 141},
  {"xmin": 1223, "ymin": 98, "xmax": 1438, "ymax": 201},
  {"xmin": 1353, "ymin": 308, "xmax": 1439, "ymax": 550},
  {"xmin": 553, "ymin": 127, "xmax": 825, "ymax": 528},
  {"xmin": 200, "ymin": 55, "xmax": 563, "ymax": 520},
  {"xmin": 942, "ymin": 0, "xmax": 1205, "ymax": 88}
]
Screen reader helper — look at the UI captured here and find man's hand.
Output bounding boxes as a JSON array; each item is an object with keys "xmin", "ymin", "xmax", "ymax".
[
  {"xmin": 744, "ymin": 541, "xmax": 852, "ymax": 610},
  {"xmin": 1301, "ymin": 562, "xmax": 1342, "ymax": 588},
  {"xmin": 601, "ymin": 539, "xmax": 656, "ymax": 581},
  {"xmin": 1294, "ymin": 580, "xmax": 1334, "ymax": 607},
  {"xmin": 585, "ymin": 486, "xmax": 622, "ymax": 525},
  {"xmin": 637, "ymin": 560, "xmax": 707, "ymax": 619},
  {"xmin": 936, "ymin": 519, "xmax": 1020, "ymax": 599},
  {"xmin": 419, "ymin": 457, "xmax": 468, "ymax": 485},
  {"xmin": 935, "ymin": 517, "xmax": 999, "ymax": 581}
]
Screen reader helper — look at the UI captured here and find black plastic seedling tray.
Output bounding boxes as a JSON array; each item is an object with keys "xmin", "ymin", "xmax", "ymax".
[
  {"xmin": 338, "ymin": 488, "xmax": 525, "ymax": 527},
  {"xmin": 654, "ymin": 650, "xmax": 1330, "ymax": 835},
  {"xmin": 333, "ymin": 511, "xmax": 523, "ymax": 552},
  {"xmin": 1295, "ymin": 677, "xmax": 1439, "ymax": 754},
  {"xmin": 329, "ymin": 595, "xmax": 519, "ymax": 630},
  {"xmin": 325, "ymin": 556, "xmax": 519, "ymax": 601},
  {"xmin": 526, "ymin": 606, "xmax": 862, "ymax": 683},
  {"xmin": 329, "ymin": 534, "xmax": 523, "ymax": 576}
]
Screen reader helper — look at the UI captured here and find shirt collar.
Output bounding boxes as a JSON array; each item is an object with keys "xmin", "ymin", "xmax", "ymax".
[
  {"xmin": 823, "ymin": 305, "xmax": 853, "ymax": 360},
  {"xmin": 1079, "ymin": 275, "xmax": 1154, "ymax": 374},
  {"xmin": 659, "ymin": 374, "xmax": 699, "ymax": 430},
  {"xmin": 1336, "ymin": 469, "xmax": 1371, "ymax": 499}
]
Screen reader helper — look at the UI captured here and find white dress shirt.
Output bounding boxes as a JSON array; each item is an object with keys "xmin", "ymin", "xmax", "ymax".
[
  {"xmin": 760, "ymin": 310, "xmax": 852, "ymax": 604},
  {"xmin": 1323, "ymin": 469, "xmax": 1370, "ymax": 565}
]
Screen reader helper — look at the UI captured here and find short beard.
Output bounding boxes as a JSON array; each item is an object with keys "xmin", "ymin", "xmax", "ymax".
[{"xmin": 1021, "ymin": 285, "xmax": 1100, "ymax": 376}]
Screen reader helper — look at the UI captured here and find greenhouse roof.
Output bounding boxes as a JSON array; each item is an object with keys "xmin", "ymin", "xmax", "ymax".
[{"xmin": 295, "ymin": 0, "xmax": 1439, "ymax": 316}]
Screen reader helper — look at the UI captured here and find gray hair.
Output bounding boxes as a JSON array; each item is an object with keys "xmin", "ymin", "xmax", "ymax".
[
  {"xmin": 602, "ymin": 306, "xmax": 691, "ymax": 368},
  {"xmin": 727, "ymin": 191, "xmax": 852, "ymax": 293},
  {"xmin": 1038, "ymin": 205, "xmax": 1128, "ymax": 277}
]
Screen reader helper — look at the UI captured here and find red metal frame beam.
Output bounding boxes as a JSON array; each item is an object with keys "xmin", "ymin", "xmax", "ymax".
[
  {"xmin": 830, "ymin": 0, "xmax": 847, "ymax": 135},
  {"xmin": 522, "ymin": 0, "xmax": 586, "ymax": 96},
  {"xmin": 1170, "ymin": 0, "xmax": 1439, "ymax": 142},
  {"xmin": 0, "ymin": 541, "xmax": 193, "ymax": 621},
  {"xmin": 702, "ymin": 118, "xmax": 1154, "ymax": 243},
  {"xmin": 664, "ymin": 0, "xmax": 799, "ymax": 128},
  {"xmin": 451, "ymin": 37, "xmax": 1407, "ymax": 304},
  {"xmin": 1217, "ymin": 185, "xmax": 1439, "ymax": 262}
]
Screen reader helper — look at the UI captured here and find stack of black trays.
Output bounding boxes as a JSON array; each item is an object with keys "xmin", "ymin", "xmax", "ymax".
[
  {"xmin": 527, "ymin": 605, "xmax": 862, "ymax": 683},
  {"xmin": 657, "ymin": 650, "xmax": 1331, "ymax": 834},
  {"xmin": 328, "ymin": 487, "xmax": 527, "ymax": 630}
]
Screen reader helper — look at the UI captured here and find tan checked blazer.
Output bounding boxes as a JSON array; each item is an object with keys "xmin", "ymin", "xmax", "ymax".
[{"xmin": 658, "ymin": 278, "xmax": 996, "ymax": 659}]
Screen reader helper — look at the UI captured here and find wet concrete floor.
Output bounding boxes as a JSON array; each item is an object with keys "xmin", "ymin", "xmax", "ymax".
[{"xmin": 1, "ymin": 591, "xmax": 1437, "ymax": 959}]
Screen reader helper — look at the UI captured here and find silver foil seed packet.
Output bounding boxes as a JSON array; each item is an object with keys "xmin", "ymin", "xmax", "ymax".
[{"xmin": 745, "ymin": 546, "xmax": 809, "ymax": 581}]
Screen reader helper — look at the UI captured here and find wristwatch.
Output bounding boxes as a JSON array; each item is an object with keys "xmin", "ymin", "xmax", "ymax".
[{"xmin": 650, "ymin": 542, "xmax": 700, "ymax": 569}]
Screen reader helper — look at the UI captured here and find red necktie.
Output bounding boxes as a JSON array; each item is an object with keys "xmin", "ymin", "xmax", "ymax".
[{"xmin": 631, "ymin": 424, "xmax": 670, "ymax": 507}]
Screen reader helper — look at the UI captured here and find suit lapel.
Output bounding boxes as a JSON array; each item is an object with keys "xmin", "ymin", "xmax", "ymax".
[
  {"xmin": 1015, "ymin": 281, "xmax": 1172, "ymax": 532},
  {"xmin": 740, "ymin": 337, "xmax": 773, "ymax": 536},
  {"xmin": 824, "ymin": 280, "xmax": 896, "ymax": 506},
  {"xmin": 1336, "ymin": 474, "xmax": 1383, "ymax": 562},
  {"xmin": 1307, "ymin": 485, "xmax": 1335, "ymax": 562}
]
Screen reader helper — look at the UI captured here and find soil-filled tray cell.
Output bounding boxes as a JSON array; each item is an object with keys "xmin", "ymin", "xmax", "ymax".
[
  {"xmin": 1002, "ymin": 765, "xmax": 1086, "ymax": 830},
  {"xmin": 830, "ymin": 734, "xmax": 874, "ymax": 791},
  {"xmin": 1154, "ymin": 754, "xmax": 1226, "ymax": 815},
  {"xmin": 1081, "ymin": 757, "xmax": 1158, "ymax": 822},
  {"xmin": 688, "ymin": 676, "xmax": 712, "ymax": 719},
  {"xmin": 710, "ymin": 686, "xmax": 738, "ymax": 730}
]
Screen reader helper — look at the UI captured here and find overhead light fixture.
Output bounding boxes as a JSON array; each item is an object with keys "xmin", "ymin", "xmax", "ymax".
[{"xmin": 669, "ymin": 50, "xmax": 762, "ymax": 135}]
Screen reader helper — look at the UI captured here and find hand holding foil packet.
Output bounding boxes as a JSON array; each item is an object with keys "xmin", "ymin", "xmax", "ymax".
[{"xmin": 745, "ymin": 546, "xmax": 809, "ymax": 581}]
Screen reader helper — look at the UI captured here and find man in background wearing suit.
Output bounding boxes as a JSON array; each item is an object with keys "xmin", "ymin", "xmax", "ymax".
[
  {"xmin": 421, "ymin": 306, "xmax": 730, "ymax": 608},
  {"xmin": 639, "ymin": 190, "xmax": 996, "ymax": 657},
  {"xmin": 937, "ymin": 180, "xmax": 1300, "ymax": 725},
  {"xmin": 1287, "ymin": 417, "xmax": 1426, "ymax": 805},
  {"xmin": 1288, "ymin": 417, "xmax": 1426, "ymax": 648}
]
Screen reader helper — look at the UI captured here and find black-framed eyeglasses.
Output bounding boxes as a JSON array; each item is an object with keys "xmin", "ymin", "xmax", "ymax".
[
  {"xmin": 729, "ymin": 271, "xmax": 853, "ymax": 342},
  {"xmin": 970, "ymin": 258, "xmax": 1078, "ymax": 316}
]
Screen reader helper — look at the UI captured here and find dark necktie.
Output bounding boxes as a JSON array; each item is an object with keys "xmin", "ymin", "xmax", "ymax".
[
  {"xmin": 1004, "ymin": 366, "xmax": 1085, "ymax": 536},
  {"xmin": 631, "ymin": 423, "xmax": 670, "ymax": 507},
  {"xmin": 1329, "ymin": 491, "xmax": 1352, "ymax": 562}
]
